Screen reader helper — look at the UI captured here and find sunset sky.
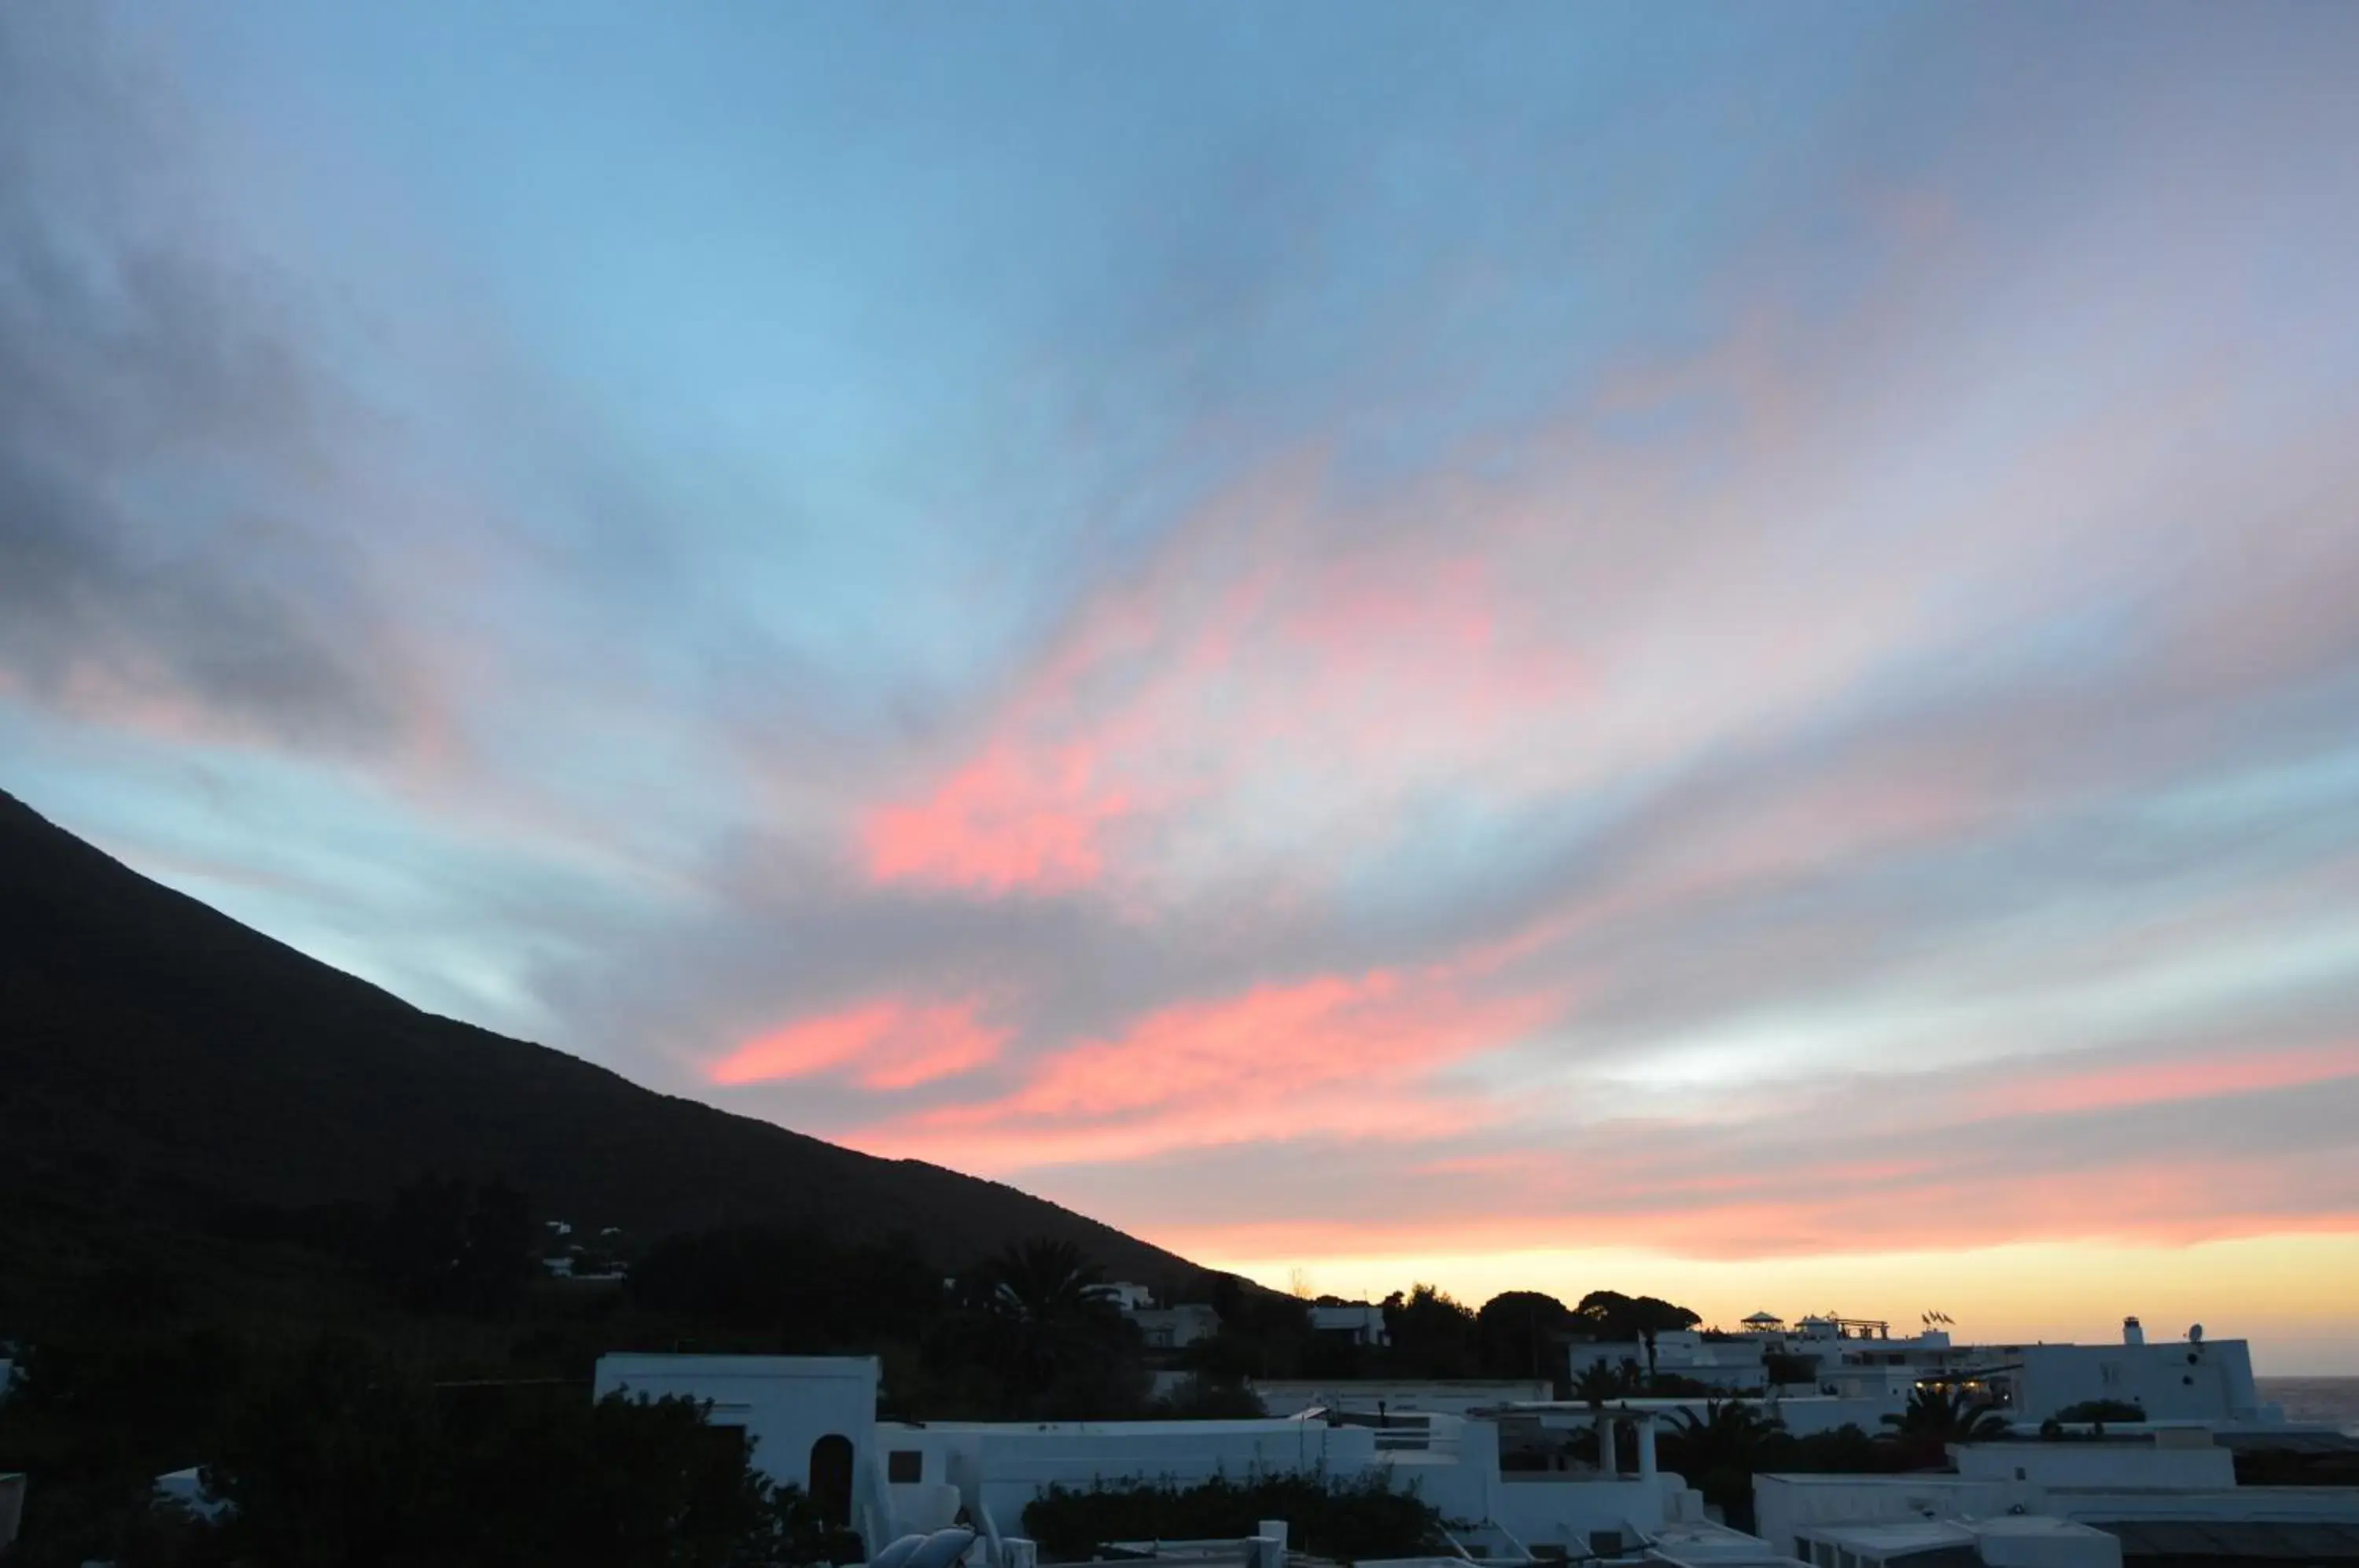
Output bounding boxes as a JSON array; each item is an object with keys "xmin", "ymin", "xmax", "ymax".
[{"xmin": 6, "ymin": 4, "xmax": 2357, "ymax": 1369}]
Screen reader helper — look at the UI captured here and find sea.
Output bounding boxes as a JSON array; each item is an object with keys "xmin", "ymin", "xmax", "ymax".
[{"xmin": 2257, "ymin": 1377, "xmax": 2359, "ymax": 1430}]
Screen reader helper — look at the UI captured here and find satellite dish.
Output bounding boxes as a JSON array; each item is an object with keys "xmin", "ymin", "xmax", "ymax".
[{"xmin": 2188, "ymin": 1324, "xmax": 2205, "ymax": 1344}]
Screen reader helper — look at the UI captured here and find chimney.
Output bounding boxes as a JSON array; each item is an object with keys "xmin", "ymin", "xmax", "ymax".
[{"xmin": 2123, "ymin": 1316, "xmax": 2145, "ymax": 1346}]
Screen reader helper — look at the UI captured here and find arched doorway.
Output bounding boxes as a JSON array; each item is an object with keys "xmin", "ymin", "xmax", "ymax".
[{"xmin": 808, "ymin": 1433, "xmax": 855, "ymax": 1526}]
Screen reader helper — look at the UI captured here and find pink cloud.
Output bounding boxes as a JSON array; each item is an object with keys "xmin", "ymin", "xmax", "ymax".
[
  {"xmin": 711, "ymin": 997, "xmax": 1008, "ymax": 1091},
  {"xmin": 842, "ymin": 480, "xmax": 1597, "ymax": 899},
  {"xmin": 988, "ymin": 1015, "xmax": 2359, "ymax": 1268},
  {"xmin": 1979, "ymin": 1040, "xmax": 2359, "ymax": 1119},
  {"xmin": 861, "ymin": 741, "xmax": 1132, "ymax": 894},
  {"xmin": 837, "ymin": 240, "xmax": 2342, "ymax": 911},
  {"xmin": 844, "ymin": 966, "xmax": 1566, "ymax": 1169}
]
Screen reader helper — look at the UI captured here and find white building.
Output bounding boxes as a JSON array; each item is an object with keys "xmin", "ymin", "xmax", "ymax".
[
  {"xmin": 1083, "ymin": 1284, "xmax": 1221, "ymax": 1349},
  {"xmin": 591, "ymin": 1352, "xmax": 2359, "ymax": 1568},
  {"xmin": 1573, "ymin": 1331, "xmax": 1795, "ymax": 1389},
  {"xmin": 1756, "ymin": 1432, "xmax": 2359, "ymax": 1568},
  {"xmin": 596, "ymin": 1356, "xmax": 893, "ymax": 1544},
  {"xmin": 594, "ymin": 1354, "xmax": 1719, "ymax": 1564},
  {"xmin": 1091, "ymin": 1283, "xmax": 1157, "ymax": 1313},
  {"xmin": 2001, "ymin": 1337, "xmax": 2264, "ymax": 1426},
  {"xmin": 1793, "ymin": 1515, "xmax": 2122, "ymax": 1568},
  {"xmin": 1576, "ymin": 1316, "xmax": 2275, "ymax": 1430},
  {"xmin": 1504, "ymin": 1394, "xmax": 1911, "ymax": 1442},
  {"xmin": 1251, "ymin": 1378, "xmax": 1553, "ymax": 1418},
  {"xmin": 1309, "ymin": 1302, "xmax": 1391, "ymax": 1346},
  {"xmin": 1647, "ymin": 1518, "xmax": 1816, "ymax": 1568},
  {"xmin": 1132, "ymin": 1304, "xmax": 1222, "ymax": 1349}
]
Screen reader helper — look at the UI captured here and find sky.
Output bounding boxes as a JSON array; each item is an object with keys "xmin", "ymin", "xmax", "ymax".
[{"xmin": 5, "ymin": 2, "xmax": 2358, "ymax": 1370}]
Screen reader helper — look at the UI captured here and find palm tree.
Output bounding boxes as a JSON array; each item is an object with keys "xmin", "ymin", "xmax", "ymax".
[
  {"xmin": 1571, "ymin": 1358, "xmax": 1630, "ymax": 1408},
  {"xmin": 1660, "ymin": 1401, "xmax": 1787, "ymax": 1527},
  {"xmin": 1881, "ymin": 1384, "xmax": 2012, "ymax": 1441},
  {"xmin": 966, "ymin": 1239, "xmax": 1137, "ymax": 1401},
  {"xmin": 1661, "ymin": 1400, "xmax": 1787, "ymax": 1481},
  {"xmin": 981, "ymin": 1238, "xmax": 1116, "ymax": 1323}
]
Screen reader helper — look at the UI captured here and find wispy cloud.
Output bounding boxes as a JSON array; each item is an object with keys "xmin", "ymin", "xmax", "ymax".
[
  {"xmin": 6, "ymin": 0, "xmax": 2359, "ymax": 1353},
  {"xmin": 714, "ymin": 997, "xmax": 1009, "ymax": 1091},
  {"xmin": 843, "ymin": 965, "xmax": 1566, "ymax": 1169},
  {"xmin": 0, "ymin": 6, "xmax": 454, "ymax": 761}
]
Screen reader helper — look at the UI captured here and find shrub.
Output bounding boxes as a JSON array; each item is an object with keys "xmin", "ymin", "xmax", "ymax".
[
  {"xmin": 2053, "ymin": 1400, "xmax": 2145, "ymax": 1425},
  {"xmin": 1151, "ymin": 1378, "xmax": 1271, "ymax": 1420},
  {"xmin": 1021, "ymin": 1469, "xmax": 1447, "ymax": 1563}
]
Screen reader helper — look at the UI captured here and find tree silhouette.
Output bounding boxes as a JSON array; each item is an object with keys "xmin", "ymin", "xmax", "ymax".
[
  {"xmin": 1661, "ymin": 1400, "xmax": 1787, "ymax": 1526},
  {"xmin": 1570, "ymin": 1357, "xmax": 1632, "ymax": 1408},
  {"xmin": 1662, "ymin": 1399, "xmax": 1785, "ymax": 1471},
  {"xmin": 190, "ymin": 1337, "xmax": 850, "ymax": 1566},
  {"xmin": 1382, "ymin": 1284, "xmax": 1478, "ymax": 1377},
  {"xmin": 1571, "ymin": 1290, "xmax": 1700, "ymax": 1341},
  {"xmin": 1476, "ymin": 1291, "xmax": 1575, "ymax": 1382},
  {"xmin": 1880, "ymin": 1384, "xmax": 2012, "ymax": 1442},
  {"xmin": 981, "ymin": 1238, "xmax": 1118, "ymax": 1324},
  {"xmin": 935, "ymin": 1239, "xmax": 1143, "ymax": 1416}
]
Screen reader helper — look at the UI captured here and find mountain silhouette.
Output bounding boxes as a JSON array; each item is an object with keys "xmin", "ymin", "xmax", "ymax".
[{"xmin": 0, "ymin": 786, "xmax": 1198, "ymax": 1283}]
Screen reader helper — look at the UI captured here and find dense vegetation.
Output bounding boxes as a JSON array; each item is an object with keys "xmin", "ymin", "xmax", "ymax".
[
  {"xmin": 1022, "ymin": 1472, "xmax": 1448, "ymax": 1563},
  {"xmin": 1652, "ymin": 1389, "xmax": 2019, "ymax": 1529},
  {"xmin": 6, "ymin": 1334, "xmax": 856, "ymax": 1568},
  {"xmin": 2050, "ymin": 1398, "xmax": 2147, "ymax": 1425},
  {"xmin": 627, "ymin": 1239, "xmax": 1706, "ymax": 1412},
  {"xmin": 1260, "ymin": 1284, "xmax": 1703, "ymax": 1387}
]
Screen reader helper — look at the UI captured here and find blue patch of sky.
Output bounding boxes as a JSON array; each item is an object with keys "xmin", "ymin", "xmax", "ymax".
[{"xmin": 146, "ymin": 0, "xmax": 1941, "ymax": 715}]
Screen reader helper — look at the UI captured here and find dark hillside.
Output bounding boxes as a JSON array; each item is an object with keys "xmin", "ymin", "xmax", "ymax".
[{"xmin": 0, "ymin": 787, "xmax": 1198, "ymax": 1284}]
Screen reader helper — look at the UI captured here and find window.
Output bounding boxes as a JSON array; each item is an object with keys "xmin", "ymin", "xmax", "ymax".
[
  {"xmin": 2100, "ymin": 1362, "xmax": 2124, "ymax": 1386},
  {"xmin": 889, "ymin": 1449, "xmax": 924, "ymax": 1484}
]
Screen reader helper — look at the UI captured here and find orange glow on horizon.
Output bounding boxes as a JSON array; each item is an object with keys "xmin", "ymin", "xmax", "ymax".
[{"xmin": 1179, "ymin": 1231, "xmax": 2359, "ymax": 1374}]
